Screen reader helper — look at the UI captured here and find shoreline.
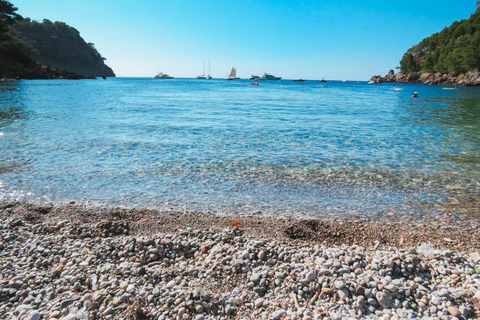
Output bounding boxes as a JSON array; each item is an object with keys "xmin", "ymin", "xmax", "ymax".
[{"xmin": 1, "ymin": 201, "xmax": 480, "ymax": 319}]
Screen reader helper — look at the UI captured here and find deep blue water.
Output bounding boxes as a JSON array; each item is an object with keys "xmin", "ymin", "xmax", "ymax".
[{"xmin": 0, "ymin": 78, "xmax": 479, "ymax": 217}]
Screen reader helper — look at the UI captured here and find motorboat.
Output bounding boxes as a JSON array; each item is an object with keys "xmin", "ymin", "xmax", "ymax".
[
  {"xmin": 261, "ymin": 73, "xmax": 282, "ymax": 80},
  {"xmin": 155, "ymin": 72, "xmax": 173, "ymax": 79}
]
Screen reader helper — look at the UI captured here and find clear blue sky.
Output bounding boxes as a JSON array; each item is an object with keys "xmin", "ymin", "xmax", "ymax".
[{"xmin": 14, "ymin": 0, "xmax": 478, "ymax": 80}]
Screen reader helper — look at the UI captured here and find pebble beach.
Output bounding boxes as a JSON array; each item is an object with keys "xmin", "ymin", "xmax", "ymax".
[{"xmin": 1, "ymin": 202, "xmax": 479, "ymax": 320}]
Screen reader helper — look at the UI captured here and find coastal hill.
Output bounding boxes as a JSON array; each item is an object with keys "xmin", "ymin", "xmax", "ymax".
[
  {"xmin": 11, "ymin": 18, "xmax": 115, "ymax": 78},
  {"xmin": 0, "ymin": 1, "xmax": 114, "ymax": 79},
  {"xmin": 371, "ymin": 8, "xmax": 480, "ymax": 86}
]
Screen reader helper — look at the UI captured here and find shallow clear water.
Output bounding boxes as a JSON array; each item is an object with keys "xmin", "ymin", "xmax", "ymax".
[{"xmin": 0, "ymin": 78, "xmax": 479, "ymax": 216}]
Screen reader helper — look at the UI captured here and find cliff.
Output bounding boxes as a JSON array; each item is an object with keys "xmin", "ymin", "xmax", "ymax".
[{"xmin": 372, "ymin": 9, "xmax": 480, "ymax": 86}]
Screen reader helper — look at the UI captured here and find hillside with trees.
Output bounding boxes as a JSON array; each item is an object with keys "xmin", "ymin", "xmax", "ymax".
[
  {"xmin": 400, "ymin": 10, "xmax": 480, "ymax": 74},
  {"xmin": 371, "ymin": 9, "xmax": 480, "ymax": 85},
  {"xmin": 0, "ymin": 0, "xmax": 114, "ymax": 79},
  {"xmin": 10, "ymin": 18, "xmax": 115, "ymax": 77}
]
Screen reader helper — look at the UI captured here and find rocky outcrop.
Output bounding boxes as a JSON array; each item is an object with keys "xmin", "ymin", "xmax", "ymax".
[{"xmin": 370, "ymin": 69, "xmax": 480, "ymax": 86}]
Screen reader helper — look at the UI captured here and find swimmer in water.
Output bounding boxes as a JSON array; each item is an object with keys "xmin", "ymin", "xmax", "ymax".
[{"xmin": 412, "ymin": 91, "xmax": 418, "ymax": 98}]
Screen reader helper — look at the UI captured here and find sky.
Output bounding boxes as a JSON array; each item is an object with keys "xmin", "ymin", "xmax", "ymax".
[{"xmin": 14, "ymin": 0, "xmax": 479, "ymax": 80}]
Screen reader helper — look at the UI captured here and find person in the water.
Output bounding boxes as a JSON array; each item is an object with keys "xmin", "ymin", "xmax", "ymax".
[{"xmin": 412, "ymin": 91, "xmax": 418, "ymax": 98}]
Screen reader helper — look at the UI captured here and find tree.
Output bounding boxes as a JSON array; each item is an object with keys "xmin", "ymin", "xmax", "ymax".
[
  {"xmin": 400, "ymin": 53, "xmax": 420, "ymax": 73},
  {"xmin": 0, "ymin": 0, "xmax": 20, "ymax": 41}
]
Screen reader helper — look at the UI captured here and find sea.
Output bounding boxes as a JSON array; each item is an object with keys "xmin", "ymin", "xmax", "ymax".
[{"xmin": 0, "ymin": 78, "xmax": 479, "ymax": 218}]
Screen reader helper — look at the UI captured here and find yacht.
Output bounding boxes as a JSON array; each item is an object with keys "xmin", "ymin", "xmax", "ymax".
[
  {"xmin": 320, "ymin": 78, "xmax": 327, "ymax": 83},
  {"xmin": 293, "ymin": 79, "xmax": 305, "ymax": 82},
  {"xmin": 155, "ymin": 72, "xmax": 173, "ymax": 79},
  {"xmin": 261, "ymin": 73, "xmax": 282, "ymax": 80},
  {"xmin": 206, "ymin": 59, "xmax": 212, "ymax": 79},
  {"xmin": 197, "ymin": 61, "xmax": 207, "ymax": 79},
  {"xmin": 250, "ymin": 75, "xmax": 261, "ymax": 80}
]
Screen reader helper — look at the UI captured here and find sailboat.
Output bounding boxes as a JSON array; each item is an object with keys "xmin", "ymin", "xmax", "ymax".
[
  {"xmin": 206, "ymin": 59, "xmax": 212, "ymax": 79},
  {"xmin": 225, "ymin": 67, "xmax": 240, "ymax": 80},
  {"xmin": 197, "ymin": 61, "xmax": 206, "ymax": 79}
]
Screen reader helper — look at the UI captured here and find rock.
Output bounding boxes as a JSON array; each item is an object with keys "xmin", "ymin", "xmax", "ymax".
[
  {"xmin": 376, "ymin": 291, "xmax": 389, "ymax": 309},
  {"xmin": 258, "ymin": 250, "xmax": 266, "ymax": 261},
  {"xmin": 28, "ymin": 311, "xmax": 41, "ymax": 320},
  {"xmin": 334, "ymin": 281, "xmax": 345, "ymax": 290},
  {"xmin": 338, "ymin": 288, "xmax": 349, "ymax": 300},
  {"xmin": 254, "ymin": 298, "xmax": 265, "ymax": 308},
  {"xmin": 305, "ymin": 271, "xmax": 315, "ymax": 282},
  {"xmin": 250, "ymin": 273, "xmax": 261, "ymax": 283},
  {"xmin": 448, "ymin": 306, "xmax": 461, "ymax": 317},
  {"xmin": 272, "ymin": 309, "xmax": 286, "ymax": 319},
  {"xmin": 166, "ymin": 280, "xmax": 176, "ymax": 289}
]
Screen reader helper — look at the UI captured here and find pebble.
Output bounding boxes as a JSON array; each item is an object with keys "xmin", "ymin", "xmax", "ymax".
[{"xmin": 1, "ymin": 212, "xmax": 479, "ymax": 320}]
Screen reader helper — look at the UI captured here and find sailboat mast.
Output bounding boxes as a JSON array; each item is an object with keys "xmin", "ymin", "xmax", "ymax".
[
  {"xmin": 208, "ymin": 58, "xmax": 211, "ymax": 76},
  {"xmin": 203, "ymin": 61, "xmax": 205, "ymax": 76}
]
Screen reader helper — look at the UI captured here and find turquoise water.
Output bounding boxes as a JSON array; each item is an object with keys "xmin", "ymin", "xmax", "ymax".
[{"xmin": 0, "ymin": 78, "xmax": 479, "ymax": 217}]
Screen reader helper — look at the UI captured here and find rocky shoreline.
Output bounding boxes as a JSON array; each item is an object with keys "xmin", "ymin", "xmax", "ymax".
[
  {"xmin": 1, "ymin": 202, "xmax": 479, "ymax": 319},
  {"xmin": 370, "ymin": 69, "xmax": 480, "ymax": 86}
]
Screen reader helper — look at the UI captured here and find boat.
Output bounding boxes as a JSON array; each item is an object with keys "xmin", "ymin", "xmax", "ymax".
[
  {"xmin": 155, "ymin": 72, "xmax": 173, "ymax": 79},
  {"xmin": 261, "ymin": 73, "xmax": 282, "ymax": 80},
  {"xmin": 367, "ymin": 80, "xmax": 375, "ymax": 84},
  {"xmin": 250, "ymin": 75, "xmax": 261, "ymax": 80},
  {"xmin": 320, "ymin": 78, "xmax": 327, "ymax": 82},
  {"xmin": 342, "ymin": 79, "xmax": 349, "ymax": 83},
  {"xmin": 293, "ymin": 79, "xmax": 305, "ymax": 82},
  {"xmin": 197, "ymin": 61, "xmax": 207, "ymax": 79},
  {"xmin": 206, "ymin": 59, "xmax": 212, "ymax": 79},
  {"xmin": 225, "ymin": 67, "xmax": 240, "ymax": 80}
]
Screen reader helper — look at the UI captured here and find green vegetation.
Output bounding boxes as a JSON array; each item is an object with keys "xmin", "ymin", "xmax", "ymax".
[
  {"xmin": 0, "ymin": 0, "xmax": 19, "ymax": 41},
  {"xmin": 400, "ymin": 10, "xmax": 480, "ymax": 74},
  {"xmin": 0, "ymin": 0, "xmax": 114, "ymax": 78},
  {"xmin": 10, "ymin": 18, "xmax": 115, "ymax": 77}
]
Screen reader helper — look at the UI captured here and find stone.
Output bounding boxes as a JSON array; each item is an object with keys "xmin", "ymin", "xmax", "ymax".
[
  {"xmin": 250, "ymin": 273, "xmax": 261, "ymax": 283},
  {"xmin": 448, "ymin": 306, "xmax": 461, "ymax": 317},
  {"xmin": 334, "ymin": 281, "xmax": 345, "ymax": 290},
  {"xmin": 376, "ymin": 291, "xmax": 389, "ymax": 309},
  {"xmin": 29, "ymin": 311, "xmax": 41, "ymax": 320},
  {"xmin": 304, "ymin": 271, "xmax": 315, "ymax": 283},
  {"xmin": 273, "ymin": 309, "xmax": 286, "ymax": 319},
  {"xmin": 254, "ymin": 298, "xmax": 265, "ymax": 308}
]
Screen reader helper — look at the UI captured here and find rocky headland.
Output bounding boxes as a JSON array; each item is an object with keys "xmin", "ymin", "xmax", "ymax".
[
  {"xmin": 370, "ymin": 69, "xmax": 480, "ymax": 86},
  {"xmin": 1, "ymin": 202, "xmax": 479, "ymax": 320}
]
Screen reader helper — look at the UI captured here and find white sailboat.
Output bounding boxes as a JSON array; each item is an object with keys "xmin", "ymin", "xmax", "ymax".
[
  {"xmin": 197, "ymin": 61, "xmax": 206, "ymax": 79},
  {"xmin": 206, "ymin": 58, "xmax": 212, "ymax": 79},
  {"xmin": 225, "ymin": 67, "xmax": 240, "ymax": 80}
]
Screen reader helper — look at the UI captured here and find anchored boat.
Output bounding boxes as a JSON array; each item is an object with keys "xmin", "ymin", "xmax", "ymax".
[
  {"xmin": 155, "ymin": 72, "xmax": 173, "ymax": 79},
  {"xmin": 225, "ymin": 67, "xmax": 240, "ymax": 80},
  {"xmin": 261, "ymin": 73, "xmax": 282, "ymax": 80}
]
